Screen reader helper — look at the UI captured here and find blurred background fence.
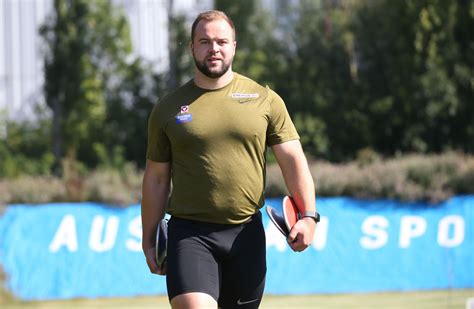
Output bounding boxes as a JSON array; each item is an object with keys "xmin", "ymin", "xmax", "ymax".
[{"xmin": 1, "ymin": 197, "xmax": 472, "ymax": 300}]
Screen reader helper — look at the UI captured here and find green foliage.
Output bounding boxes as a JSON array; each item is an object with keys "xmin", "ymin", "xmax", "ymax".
[
  {"xmin": 40, "ymin": 0, "xmax": 159, "ymax": 171},
  {"xmin": 214, "ymin": 0, "xmax": 286, "ymax": 85},
  {"xmin": 0, "ymin": 120, "xmax": 54, "ymax": 178},
  {"xmin": 271, "ymin": 0, "xmax": 368, "ymax": 161},
  {"xmin": 355, "ymin": 148, "xmax": 381, "ymax": 167},
  {"xmin": 215, "ymin": 0, "xmax": 473, "ymax": 161},
  {"xmin": 350, "ymin": 0, "xmax": 473, "ymax": 156},
  {"xmin": 103, "ymin": 59, "xmax": 165, "ymax": 168},
  {"xmin": 292, "ymin": 113, "xmax": 328, "ymax": 159},
  {"xmin": 168, "ymin": 14, "xmax": 194, "ymax": 87},
  {"xmin": 5, "ymin": 0, "xmax": 473, "ymax": 185}
]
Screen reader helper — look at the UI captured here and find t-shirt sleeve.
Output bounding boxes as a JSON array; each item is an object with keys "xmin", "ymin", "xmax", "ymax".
[
  {"xmin": 146, "ymin": 102, "xmax": 171, "ymax": 162},
  {"xmin": 266, "ymin": 89, "xmax": 300, "ymax": 146}
]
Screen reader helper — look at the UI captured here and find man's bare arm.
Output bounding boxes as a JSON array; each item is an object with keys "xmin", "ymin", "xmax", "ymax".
[
  {"xmin": 141, "ymin": 159, "xmax": 171, "ymax": 274},
  {"xmin": 271, "ymin": 139, "xmax": 316, "ymax": 252}
]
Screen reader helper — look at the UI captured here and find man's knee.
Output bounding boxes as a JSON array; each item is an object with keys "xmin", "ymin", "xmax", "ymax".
[{"xmin": 171, "ymin": 292, "xmax": 217, "ymax": 309}]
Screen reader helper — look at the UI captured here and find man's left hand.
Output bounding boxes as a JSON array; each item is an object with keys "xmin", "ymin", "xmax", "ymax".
[{"xmin": 287, "ymin": 217, "xmax": 316, "ymax": 252}]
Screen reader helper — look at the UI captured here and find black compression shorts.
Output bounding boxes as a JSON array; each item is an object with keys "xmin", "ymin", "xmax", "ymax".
[{"xmin": 166, "ymin": 211, "xmax": 266, "ymax": 308}]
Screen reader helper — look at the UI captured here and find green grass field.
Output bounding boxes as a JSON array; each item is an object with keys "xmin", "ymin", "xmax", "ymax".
[{"xmin": 1, "ymin": 289, "xmax": 473, "ymax": 308}]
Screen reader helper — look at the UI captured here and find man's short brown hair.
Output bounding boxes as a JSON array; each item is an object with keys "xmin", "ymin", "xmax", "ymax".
[{"xmin": 191, "ymin": 10, "xmax": 236, "ymax": 42}]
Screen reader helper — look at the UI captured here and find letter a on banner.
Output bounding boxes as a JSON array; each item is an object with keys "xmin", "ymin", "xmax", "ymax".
[{"xmin": 49, "ymin": 215, "xmax": 78, "ymax": 253}]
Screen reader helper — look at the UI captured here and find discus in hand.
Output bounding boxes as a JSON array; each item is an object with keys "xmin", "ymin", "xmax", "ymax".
[
  {"xmin": 155, "ymin": 218, "xmax": 168, "ymax": 270},
  {"xmin": 282, "ymin": 195, "xmax": 300, "ymax": 232}
]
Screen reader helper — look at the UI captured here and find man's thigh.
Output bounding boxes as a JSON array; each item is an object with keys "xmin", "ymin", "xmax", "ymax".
[
  {"xmin": 166, "ymin": 218, "xmax": 220, "ymax": 302},
  {"xmin": 170, "ymin": 292, "xmax": 217, "ymax": 308},
  {"xmin": 218, "ymin": 215, "xmax": 267, "ymax": 308}
]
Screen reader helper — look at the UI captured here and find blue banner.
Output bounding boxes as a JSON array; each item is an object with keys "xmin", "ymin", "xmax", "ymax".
[{"xmin": 0, "ymin": 196, "xmax": 473, "ymax": 300}]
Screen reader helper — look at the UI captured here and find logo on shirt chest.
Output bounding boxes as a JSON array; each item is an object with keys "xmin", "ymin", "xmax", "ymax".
[
  {"xmin": 180, "ymin": 105, "xmax": 189, "ymax": 113},
  {"xmin": 176, "ymin": 105, "xmax": 192, "ymax": 124},
  {"xmin": 231, "ymin": 93, "xmax": 259, "ymax": 104}
]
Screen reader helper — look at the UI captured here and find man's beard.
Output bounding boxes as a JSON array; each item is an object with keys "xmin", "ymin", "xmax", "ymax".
[{"xmin": 193, "ymin": 56, "xmax": 231, "ymax": 78}]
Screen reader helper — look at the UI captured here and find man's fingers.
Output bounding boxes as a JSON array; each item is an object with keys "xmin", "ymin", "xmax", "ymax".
[
  {"xmin": 287, "ymin": 230, "xmax": 301, "ymax": 252},
  {"xmin": 287, "ymin": 218, "xmax": 316, "ymax": 252},
  {"xmin": 287, "ymin": 224, "xmax": 312, "ymax": 252},
  {"xmin": 144, "ymin": 247, "xmax": 160, "ymax": 274},
  {"xmin": 288, "ymin": 235, "xmax": 307, "ymax": 252},
  {"xmin": 145, "ymin": 250, "xmax": 166, "ymax": 275},
  {"xmin": 158, "ymin": 263, "xmax": 167, "ymax": 276},
  {"xmin": 146, "ymin": 256, "xmax": 159, "ymax": 273},
  {"xmin": 287, "ymin": 231, "xmax": 298, "ymax": 243}
]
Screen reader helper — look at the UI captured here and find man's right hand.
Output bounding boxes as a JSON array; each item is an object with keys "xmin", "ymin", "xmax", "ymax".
[
  {"xmin": 144, "ymin": 247, "xmax": 166, "ymax": 275},
  {"xmin": 141, "ymin": 160, "xmax": 171, "ymax": 276}
]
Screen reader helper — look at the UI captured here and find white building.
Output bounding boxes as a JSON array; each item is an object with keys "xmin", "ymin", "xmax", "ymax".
[{"xmin": 0, "ymin": 0, "xmax": 212, "ymax": 124}]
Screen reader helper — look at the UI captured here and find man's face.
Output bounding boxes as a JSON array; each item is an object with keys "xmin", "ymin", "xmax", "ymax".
[{"xmin": 191, "ymin": 19, "xmax": 236, "ymax": 79}]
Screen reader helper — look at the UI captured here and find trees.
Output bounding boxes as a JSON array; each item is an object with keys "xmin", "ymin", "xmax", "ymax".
[
  {"xmin": 267, "ymin": 0, "xmax": 473, "ymax": 160},
  {"xmin": 41, "ymin": 0, "xmax": 133, "ymax": 171},
  {"xmin": 28, "ymin": 0, "xmax": 474, "ymax": 172},
  {"xmin": 268, "ymin": 0, "xmax": 362, "ymax": 160},
  {"xmin": 352, "ymin": 0, "xmax": 473, "ymax": 156},
  {"xmin": 214, "ymin": 0, "xmax": 287, "ymax": 86},
  {"xmin": 40, "ymin": 0, "xmax": 164, "ymax": 171}
]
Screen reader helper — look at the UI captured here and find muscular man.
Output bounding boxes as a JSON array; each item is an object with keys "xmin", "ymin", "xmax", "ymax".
[{"xmin": 142, "ymin": 10, "xmax": 317, "ymax": 309}]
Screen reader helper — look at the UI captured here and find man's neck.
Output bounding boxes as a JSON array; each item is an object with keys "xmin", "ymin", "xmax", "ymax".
[{"xmin": 194, "ymin": 69, "xmax": 234, "ymax": 90}]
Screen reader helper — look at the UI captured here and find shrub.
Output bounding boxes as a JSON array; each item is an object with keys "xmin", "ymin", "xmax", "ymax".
[
  {"xmin": 0, "ymin": 162, "xmax": 142, "ymax": 206},
  {"xmin": 1, "ymin": 152, "xmax": 473, "ymax": 206},
  {"xmin": 446, "ymin": 158, "xmax": 474, "ymax": 194},
  {"xmin": 311, "ymin": 153, "xmax": 466, "ymax": 203},
  {"xmin": 266, "ymin": 152, "xmax": 473, "ymax": 204},
  {"xmin": 84, "ymin": 163, "xmax": 142, "ymax": 206},
  {"xmin": 0, "ymin": 176, "xmax": 66, "ymax": 204}
]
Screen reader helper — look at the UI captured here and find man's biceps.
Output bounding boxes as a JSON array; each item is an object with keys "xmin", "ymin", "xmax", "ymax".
[
  {"xmin": 145, "ymin": 161, "xmax": 171, "ymax": 181},
  {"xmin": 147, "ymin": 160, "xmax": 171, "ymax": 172},
  {"xmin": 272, "ymin": 140, "xmax": 302, "ymax": 155}
]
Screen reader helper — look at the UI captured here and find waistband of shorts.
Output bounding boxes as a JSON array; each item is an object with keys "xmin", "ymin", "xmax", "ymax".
[{"xmin": 169, "ymin": 211, "xmax": 261, "ymax": 228}]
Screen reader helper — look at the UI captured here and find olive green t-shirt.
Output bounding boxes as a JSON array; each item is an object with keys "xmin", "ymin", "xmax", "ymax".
[{"xmin": 146, "ymin": 73, "xmax": 299, "ymax": 224}]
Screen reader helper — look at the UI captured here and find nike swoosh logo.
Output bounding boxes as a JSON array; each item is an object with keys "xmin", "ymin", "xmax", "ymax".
[{"xmin": 237, "ymin": 298, "xmax": 259, "ymax": 305}]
